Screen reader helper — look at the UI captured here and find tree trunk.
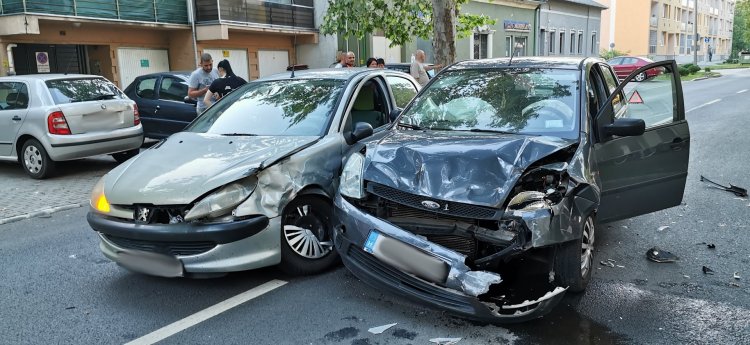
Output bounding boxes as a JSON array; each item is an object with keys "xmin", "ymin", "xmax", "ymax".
[{"xmin": 431, "ymin": 0, "xmax": 456, "ymax": 69}]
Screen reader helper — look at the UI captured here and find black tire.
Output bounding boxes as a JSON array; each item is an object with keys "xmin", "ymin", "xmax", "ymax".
[
  {"xmin": 634, "ymin": 72, "xmax": 647, "ymax": 82},
  {"xmin": 20, "ymin": 138, "xmax": 55, "ymax": 179},
  {"xmin": 279, "ymin": 196, "xmax": 339, "ymax": 275},
  {"xmin": 554, "ymin": 215, "xmax": 595, "ymax": 292},
  {"xmin": 111, "ymin": 148, "xmax": 140, "ymax": 163}
]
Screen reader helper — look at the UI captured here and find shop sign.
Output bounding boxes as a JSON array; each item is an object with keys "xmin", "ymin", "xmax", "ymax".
[{"xmin": 504, "ymin": 20, "xmax": 530, "ymax": 32}]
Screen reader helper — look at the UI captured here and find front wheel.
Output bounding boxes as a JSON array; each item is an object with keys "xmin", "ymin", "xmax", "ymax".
[
  {"xmin": 21, "ymin": 139, "xmax": 55, "ymax": 179},
  {"xmin": 279, "ymin": 196, "xmax": 339, "ymax": 275},
  {"xmin": 554, "ymin": 215, "xmax": 595, "ymax": 292},
  {"xmin": 634, "ymin": 72, "xmax": 647, "ymax": 82}
]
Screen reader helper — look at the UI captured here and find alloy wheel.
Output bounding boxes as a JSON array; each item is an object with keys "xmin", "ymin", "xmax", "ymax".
[
  {"xmin": 580, "ymin": 217, "xmax": 595, "ymax": 278},
  {"xmin": 23, "ymin": 145, "xmax": 43, "ymax": 174},
  {"xmin": 635, "ymin": 72, "xmax": 646, "ymax": 82}
]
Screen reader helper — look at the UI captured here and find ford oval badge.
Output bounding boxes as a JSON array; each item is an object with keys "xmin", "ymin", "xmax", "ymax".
[{"xmin": 421, "ymin": 200, "xmax": 440, "ymax": 210}]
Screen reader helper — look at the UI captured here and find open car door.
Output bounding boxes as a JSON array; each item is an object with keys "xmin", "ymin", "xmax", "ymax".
[{"xmin": 593, "ymin": 60, "xmax": 690, "ymax": 223}]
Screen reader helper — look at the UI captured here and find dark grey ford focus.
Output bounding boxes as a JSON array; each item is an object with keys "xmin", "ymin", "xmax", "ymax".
[{"xmin": 333, "ymin": 57, "xmax": 689, "ymax": 323}]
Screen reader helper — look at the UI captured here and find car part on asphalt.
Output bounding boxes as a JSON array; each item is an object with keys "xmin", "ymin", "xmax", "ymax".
[
  {"xmin": 368, "ymin": 323, "xmax": 397, "ymax": 334},
  {"xmin": 702, "ymin": 266, "xmax": 715, "ymax": 275},
  {"xmin": 707, "ymin": 243, "xmax": 716, "ymax": 249},
  {"xmin": 429, "ymin": 338, "xmax": 462, "ymax": 345},
  {"xmin": 700, "ymin": 175, "xmax": 748, "ymax": 197},
  {"xmin": 600, "ymin": 260, "xmax": 616, "ymax": 268},
  {"xmin": 733, "ymin": 272, "xmax": 741, "ymax": 280},
  {"xmin": 646, "ymin": 247, "xmax": 679, "ymax": 263}
]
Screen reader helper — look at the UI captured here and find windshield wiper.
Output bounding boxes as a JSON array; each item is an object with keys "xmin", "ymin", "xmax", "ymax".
[
  {"xmin": 468, "ymin": 128, "xmax": 516, "ymax": 135},
  {"xmin": 397, "ymin": 122, "xmax": 422, "ymax": 130},
  {"xmin": 92, "ymin": 94, "xmax": 116, "ymax": 100},
  {"xmin": 221, "ymin": 133, "xmax": 258, "ymax": 136}
]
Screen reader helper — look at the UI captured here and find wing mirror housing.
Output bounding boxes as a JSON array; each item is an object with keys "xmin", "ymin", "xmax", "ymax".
[
  {"xmin": 603, "ymin": 118, "xmax": 646, "ymax": 137},
  {"xmin": 389, "ymin": 108, "xmax": 402, "ymax": 122},
  {"xmin": 346, "ymin": 122, "xmax": 374, "ymax": 145}
]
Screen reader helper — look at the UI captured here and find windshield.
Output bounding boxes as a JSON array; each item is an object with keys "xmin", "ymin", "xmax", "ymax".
[
  {"xmin": 186, "ymin": 79, "xmax": 344, "ymax": 136},
  {"xmin": 45, "ymin": 78, "xmax": 125, "ymax": 104},
  {"xmin": 400, "ymin": 68, "xmax": 580, "ymax": 139}
]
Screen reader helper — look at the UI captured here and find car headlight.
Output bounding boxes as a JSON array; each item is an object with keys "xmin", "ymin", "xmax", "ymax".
[
  {"xmin": 90, "ymin": 176, "xmax": 111, "ymax": 214},
  {"xmin": 184, "ymin": 177, "xmax": 256, "ymax": 221},
  {"xmin": 340, "ymin": 153, "xmax": 365, "ymax": 199}
]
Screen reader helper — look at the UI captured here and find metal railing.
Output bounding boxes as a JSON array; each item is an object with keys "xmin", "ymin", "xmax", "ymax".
[
  {"xmin": 0, "ymin": 0, "xmax": 189, "ymax": 24},
  {"xmin": 195, "ymin": 0, "xmax": 314, "ymax": 29}
]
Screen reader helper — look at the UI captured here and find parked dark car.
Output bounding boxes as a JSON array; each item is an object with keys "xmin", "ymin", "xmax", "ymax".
[
  {"xmin": 123, "ymin": 72, "xmax": 196, "ymax": 139},
  {"xmin": 607, "ymin": 56, "xmax": 662, "ymax": 81},
  {"xmin": 333, "ymin": 57, "xmax": 689, "ymax": 323},
  {"xmin": 385, "ymin": 63, "xmax": 435, "ymax": 79}
]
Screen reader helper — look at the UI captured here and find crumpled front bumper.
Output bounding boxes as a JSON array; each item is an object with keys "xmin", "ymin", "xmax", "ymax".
[{"xmin": 333, "ymin": 195, "xmax": 566, "ymax": 323}]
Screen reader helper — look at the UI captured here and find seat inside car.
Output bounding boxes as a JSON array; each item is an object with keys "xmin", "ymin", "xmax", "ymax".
[
  {"xmin": 351, "ymin": 84, "xmax": 384, "ymax": 128},
  {"xmin": 5, "ymin": 92, "xmax": 28, "ymax": 109}
]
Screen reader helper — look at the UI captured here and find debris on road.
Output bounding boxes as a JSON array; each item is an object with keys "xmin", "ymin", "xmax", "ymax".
[
  {"xmin": 700, "ymin": 175, "xmax": 748, "ymax": 197},
  {"xmin": 616, "ymin": 265, "xmax": 625, "ymax": 268},
  {"xmin": 730, "ymin": 282, "xmax": 741, "ymax": 288},
  {"xmin": 657, "ymin": 225, "xmax": 670, "ymax": 232},
  {"xmin": 368, "ymin": 323, "xmax": 397, "ymax": 334},
  {"xmin": 707, "ymin": 243, "xmax": 716, "ymax": 249},
  {"xmin": 733, "ymin": 272, "xmax": 741, "ymax": 280},
  {"xmin": 429, "ymin": 338, "xmax": 462, "ymax": 345},
  {"xmin": 646, "ymin": 247, "xmax": 679, "ymax": 263},
  {"xmin": 65, "ymin": 306, "xmax": 75, "ymax": 310},
  {"xmin": 600, "ymin": 260, "xmax": 616, "ymax": 268},
  {"xmin": 702, "ymin": 266, "xmax": 715, "ymax": 275}
]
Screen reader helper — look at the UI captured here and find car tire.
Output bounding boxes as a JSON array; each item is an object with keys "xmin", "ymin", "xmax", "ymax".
[
  {"xmin": 279, "ymin": 196, "xmax": 339, "ymax": 275},
  {"xmin": 554, "ymin": 215, "xmax": 595, "ymax": 292},
  {"xmin": 634, "ymin": 72, "xmax": 647, "ymax": 82},
  {"xmin": 21, "ymin": 139, "xmax": 55, "ymax": 179},
  {"xmin": 111, "ymin": 148, "xmax": 140, "ymax": 163}
]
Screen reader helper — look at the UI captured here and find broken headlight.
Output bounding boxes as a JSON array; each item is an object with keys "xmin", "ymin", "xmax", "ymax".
[
  {"xmin": 184, "ymin": 176, "xmax": 256, "ymax": 221},
  {"xmin": 506, "ymin": 163, "xmax": 568, "ymax": 211},
  {"xmin": 340, "ymin": 152, "xmax": 366, "ymax": 199}
]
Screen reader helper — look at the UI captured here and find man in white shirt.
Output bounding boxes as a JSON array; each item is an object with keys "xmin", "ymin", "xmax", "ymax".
[{"xmin": 410, "ymin": 50, "xmax": 442, "ymax": 86}]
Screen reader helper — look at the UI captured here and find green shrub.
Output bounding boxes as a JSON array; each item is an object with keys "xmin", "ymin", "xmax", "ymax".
[
  {"xmin": 678, "ymin": 67, "xmax": 690, "ymax": 76},
  {"xmin": 704, "ymin": 67, "xmax": 711, "ymax": 73},
  {"xmin": 682, "ymin": 63, "xmax": 695, "ymax": 69},
  {"xmin": 688, "ymin": 65, "xmax": 701, "ymax": 74}
]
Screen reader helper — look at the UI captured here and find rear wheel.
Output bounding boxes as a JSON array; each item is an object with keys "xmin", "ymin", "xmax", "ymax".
[
  {"xmin": 111, "ymin": 148, "xmax": 140, "ymax": 163},
  {"xmin": 21, "ymin": 139, "xmax": 55, "ymax": 179},
  {"xmin": 279, "ymin": 196, "xmax": 338, "ymax": 275},
  {"xmin": 634, "ymin": 72, "xmax": 647, "ymax": 82},
  {"xmin": 554, "ymin": 215, "xmax": 595, "ymax": 292}
]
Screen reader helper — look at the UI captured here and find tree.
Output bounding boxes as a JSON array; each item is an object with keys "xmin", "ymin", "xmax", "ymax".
[
  {"xmin": 319, "ymin": 0, "xmax": 495, "ymax": 68},
  {"xmin": 732, "ymin": 0, "xmax": 750, "ymax": 57}
]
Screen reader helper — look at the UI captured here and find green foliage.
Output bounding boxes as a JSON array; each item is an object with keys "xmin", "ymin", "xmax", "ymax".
[
  {"xmin": 678, "ymin": 67, "xmax": 690, "ymax": 76},
  {"xmin": 732, "ymin": 0, "xmax": 750, "ymax": 56},
  {"xmin": 704, "ymin": 67, "xmax": 711, "ymax": 73},
  {"xmin": 599, "ymin": 49, "xmax": 631, "ymax": 60},
  {"xmin": 319, "ymin": 0, "xmax": 495, "ymax": 47},
  {"xmin": 688, "ymin": 65, "xmax": 701, "ymax": 74}
]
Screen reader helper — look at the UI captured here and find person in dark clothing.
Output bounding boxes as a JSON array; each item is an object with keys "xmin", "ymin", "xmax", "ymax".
[
  {"xmin": 203, "ymin": 59, "xmax": 247, "ymax": 107},
  {"xmin": 376, "ymin": 58, "xmax": 385, "ymax": 68}
]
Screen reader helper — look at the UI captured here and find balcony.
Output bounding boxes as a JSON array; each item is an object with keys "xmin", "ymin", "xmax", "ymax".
[
  {"xmin": 0, "ymin": 0, "xmax": 188, "ymax": 24},
  {"xmin": 195, "ymin": 0, "xmax": 314, "ymax": 29}
]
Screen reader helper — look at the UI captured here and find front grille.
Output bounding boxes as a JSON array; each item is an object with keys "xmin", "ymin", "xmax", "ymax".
[
  {"xmin": 369, "ymin": 183, "xmax": 499, "ymax": 220},
  {"xmin": 346, "ymin": 245, "xmax": 476, "ymax": 314},
  {"xmin": 104, "ymin": 235, "xmax": 216, "ymax": 256}
]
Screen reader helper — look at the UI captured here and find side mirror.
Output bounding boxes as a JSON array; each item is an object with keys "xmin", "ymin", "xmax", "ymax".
[
  {"xmin": 346, "ymin": 122, "xmax": 374, "ymax": 145},
  {"xmin": 389, "ymin": 108, "xmax": 402, "ymax": 122},
  {"xmin": 603, "ymin": 118, "xmax": 645, "ymax": 137},
  {"xmin": 184, "ymin": 96, "xmax": 197, "ymax": 105}
]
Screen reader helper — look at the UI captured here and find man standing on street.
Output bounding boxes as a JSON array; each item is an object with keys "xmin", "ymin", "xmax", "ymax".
[
  {"xmin": 708, "ymin": 45, "xmax": 713, "ymax": 62},
  {"xmin": 335, "ymin": 51, "xmax": 356, "ymax": 68},
  {"xmin": 188, "ymin": 53, "xmax": 219, "ymax": 115},
  {"xmin": 410, "ymin": 50, "xmax": 441, "ymax": 87}
]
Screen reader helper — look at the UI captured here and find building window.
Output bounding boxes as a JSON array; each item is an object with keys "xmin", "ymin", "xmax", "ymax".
[
  {"xmin": 514, "ymin": 36, "xmax": 527, "ymax": 57},
  {"xmin": 591, "ymin": 32, "xmax": 597, "ymax": 55},
  {"xmin": 540, "ymin": 29, "xmax": 546, "ymax": 55},
  {"xmin": 570, "ymin": 32, "xmax": 576, "ymax": 54},
  {"xmin": 559, "ymin": 31, "xmax": 565, "ymax": 54},
  {"xmin": 578, "ymin": 32, "xmax": 583, "ymax": 54},
  {"xmin": 473, "ymin": 32, "xmax": 489, "ymax": 59},
  {"xmin": 549, "ymin": 31, "xmax": 555, "ymax": 54},
  {"xmin": 506, "ymin": 36, "xmax": 512, "ymax": 57},
  {"xmin": 649, "ymin": 30, "xmax": 657, "ymax": 54}
]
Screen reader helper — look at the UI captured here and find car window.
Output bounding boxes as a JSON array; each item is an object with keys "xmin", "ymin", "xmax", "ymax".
[
  {"xmin": 618, "ymin": 64, "xmax": 676, "ymax": 127},
  {"xmin": 386, "ymin": 76, "xmax": 418, "ymax": 108},
  {"xmin": 45, "ymin": 78, "xmax": 125, "ymax": 105},
  {"xmin": 598, "ymin": 65, "xmax": 624, "ymax": 113},
  {"xmin": 625, "ymin": 57, "xmax": 638, "ymax": 65},
  {"xmin": 159, "ymin": 76, "xmax": 188, "ymax": 102},
  {"xmin": 0, "ymin": 82, "xmax": 29, "ymax": 110},
  {"xmin": 347, "ymin": 78, "xmax": 391, "ymax": 130},
  {"xmin": 607, "ymin": 58, "xmax": 622, "ymax": 65},
  {"xmin": 186, "ymin": 79, "xmax": 345, "ymax": 136},
  {"xmin": 400, "ymin": 68, "xmax": 580, "ymax": 139},
  {"xmin": 136, "ymin": 77, "xmax": 158, "ymax": 99}
]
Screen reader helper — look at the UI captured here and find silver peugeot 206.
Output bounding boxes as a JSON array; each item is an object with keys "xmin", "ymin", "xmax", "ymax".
[{"xmin": 86, "ymin": 68, "xmax": 421, "ymax": 278}]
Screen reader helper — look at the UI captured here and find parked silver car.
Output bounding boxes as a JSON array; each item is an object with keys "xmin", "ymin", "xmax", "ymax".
[
  {"xmin": 0, "ymin": 74, "xmax": 143, "ymax": 179},
  {"xmin": 87, "ymin": 68, "xmax": 421, "ymax": 278}
]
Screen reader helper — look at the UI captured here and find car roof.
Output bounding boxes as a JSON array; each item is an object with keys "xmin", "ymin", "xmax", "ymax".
[
  {"xmin": 135, "ymin": 71, "xmax": 191, "ymax": 78},
  {"xmin": 259, "ymin": 68, "xmax": 400, "ymax": 81},
  {"xmin": 451, "ymin": 57, "xmax": 595, "ymax": 70},
  {"xmin": 0, "ymin": 74, "xmax": 112, "ymax": 81}
]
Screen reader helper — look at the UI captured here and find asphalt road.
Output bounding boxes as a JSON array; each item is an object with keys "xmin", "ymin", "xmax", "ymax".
[{"xmin": 1, "ymin": 70, "xmax": 749, "ymax": 345}]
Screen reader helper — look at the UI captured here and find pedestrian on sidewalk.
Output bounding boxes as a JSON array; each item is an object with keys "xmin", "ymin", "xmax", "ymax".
[
  {"xmin": 203, "ymin": 59, "xmax": 247, "ymax": 107},
  {"xmin": 708, "ymin": 45, "xmax": 713, "ymax": 62},
  {"xmin": 188, "ymin": 53, "xmax": 219, "ymax": 115},
  {"xmin": 410, "ymin": 50, "xmax": 442, "ymax": 87}
]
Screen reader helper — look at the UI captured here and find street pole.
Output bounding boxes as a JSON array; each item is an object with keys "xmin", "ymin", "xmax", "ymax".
[{"xmin": 693, "ymin": 3, "xmax": 698, "ymax": 65}]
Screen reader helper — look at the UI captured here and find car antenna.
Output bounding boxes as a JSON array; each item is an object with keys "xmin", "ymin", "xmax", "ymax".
[
  {"xmin": 508, "ymin": 47, "xmax": 516, "ymax": 66},
  {"xmin": 290, "ymin": 34, "xmax": 297, "ymax": 78}
]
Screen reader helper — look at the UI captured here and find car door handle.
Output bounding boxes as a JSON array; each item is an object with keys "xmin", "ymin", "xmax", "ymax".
[
  {"xmin": 12, "ymin": 115, "xmax": 22, "ymax": 121},
  {"xmin": 670, "ymin": 137, "xmax": 684, "ymax": 150},
  {"xmin": 155, "ymin": 105, "xmax": 160, "ymax": 113}
]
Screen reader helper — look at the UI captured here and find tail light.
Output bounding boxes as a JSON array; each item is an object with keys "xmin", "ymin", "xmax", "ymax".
[
  {"xmin": 47, "ymin": 111, "xmax": 71, "ymax": 135},
  {"xmin": 133, "ymin": 104, "xmax": 141, "ymax": 126}
]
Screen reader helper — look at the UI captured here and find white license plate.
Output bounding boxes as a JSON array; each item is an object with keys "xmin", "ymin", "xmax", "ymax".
[
  {"xmin": 362, "ymin": 230, "xmax": 449, "ymax": 284},
  {"xmin": 117, "ymin": 249, "xmax": 184, "ymax": 277}
]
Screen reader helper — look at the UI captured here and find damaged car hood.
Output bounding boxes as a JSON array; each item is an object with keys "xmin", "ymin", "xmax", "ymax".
[
  {"xmin": 104, "ymin": 132, "xmax": 318, "ymax": 205},
  {"xmin": 363, "ymin": 130, "xmax": 576, "ymax": 208}
]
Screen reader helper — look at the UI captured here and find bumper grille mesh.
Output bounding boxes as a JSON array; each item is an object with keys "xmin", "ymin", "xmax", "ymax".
[
  {"xmin": 104, "ymin": 235, "xmax": 216, "ymax": 256},
  {"xmin": 369, "ymin": 183, "xmax": 499, "ymax": 220}
]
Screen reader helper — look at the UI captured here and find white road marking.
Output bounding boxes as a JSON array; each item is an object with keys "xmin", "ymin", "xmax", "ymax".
[
  {"xmin": 686, "ymin": 99, "xmax": 721, "ymax": 113},
  {"xmin": 125, "ymin": 279, "xmax": 288, "ymax": 345},
  {"xmin": 738, "ymin": 89, "xmax": 748, "ymax": 94}
]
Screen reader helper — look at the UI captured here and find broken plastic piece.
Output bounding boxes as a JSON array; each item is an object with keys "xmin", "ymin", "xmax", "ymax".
[
  {"xmin": 368, "ymin": 323, "xmax": 397, "ymax": 334},
  {"xmin": 429, "ymin": 338, "xmax": 462, "ymax": 345},
  {"xmin": 657, "ymin": 225, "xmax": 670, "ymax": 232},
  {"xmin": 730, "ymin": 282, "xmax": 741, "ymax": 288},
  {"xmin": 646, "ymin": 247, "xmax": 679, "ymax": 263},
  {"xmin": 707, "ymin": 244, "xmax": 716, "ymax": 249},
  {"xmin": 733, "ymin": 272, "xmax": 741, "ymax": 280},
  {"xmin": 600, "ymin": 260, "xmax": 615, "ymax": 268},
  {"xmin": 700, "ymin": 175, "xmax": 748, "ymax": 197},
  {"xmin": 702, "ymin": 266, "xmax": 715, "ymax": 275}
]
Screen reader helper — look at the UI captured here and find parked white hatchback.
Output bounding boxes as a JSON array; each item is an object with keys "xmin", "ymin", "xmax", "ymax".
[{"xmin": 0, "ymin": 74, "xmax": 143, "ymax": 178}]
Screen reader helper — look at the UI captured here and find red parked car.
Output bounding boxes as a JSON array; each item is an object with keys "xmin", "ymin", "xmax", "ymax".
[{"xmin": 607, "ymin": 56, "xmax": 662, "ymax": 81}]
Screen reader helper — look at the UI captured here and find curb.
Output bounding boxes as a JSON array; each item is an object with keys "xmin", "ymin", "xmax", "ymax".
[{"xmin": 0, "ymin": 203, "xmax": 82, "ymax": 225}]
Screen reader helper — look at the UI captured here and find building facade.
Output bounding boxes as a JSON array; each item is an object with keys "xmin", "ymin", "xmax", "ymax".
[
  {"xmin": 0, "ymin": 0, "xmax": 318, "ymax": 87},
  {"xmin": 538, "ymin": 0, "xmax": 606, "ymax": 57},
  {"xmin": 599, "ymin": 0, "xmax": 735, "ymax": 63}
]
